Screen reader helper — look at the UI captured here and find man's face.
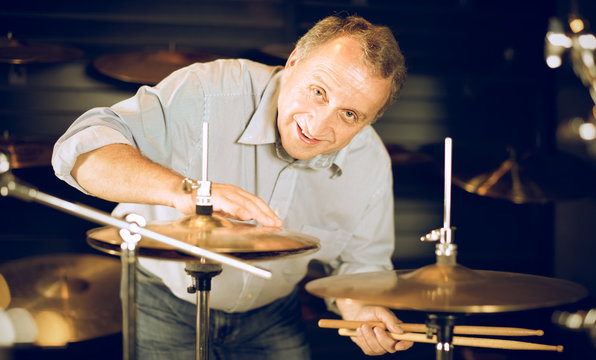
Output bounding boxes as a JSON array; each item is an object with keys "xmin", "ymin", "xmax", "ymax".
[{"xmin": 277, "ymin": 36, "xmax": 392, "ymax": 160}]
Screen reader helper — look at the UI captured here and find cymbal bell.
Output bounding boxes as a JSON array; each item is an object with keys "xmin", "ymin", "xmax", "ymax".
[
  {"xmin": 0, "ymin": 36, "xmax": 83, "ymax": 64},
  {"xmin": 305, "ymin": 264, "xmax": 588, "ymax": 313},
  {"xmin": 93, "ymin": 50, "xmax": 223, "ymax": 85},
  {"xmin": 87, "ymin": 214, "xmax": 320, "ymax": 261},
  {"xmin": 0, "ymin": 254, "xmax": 121, "ymax": 346}
]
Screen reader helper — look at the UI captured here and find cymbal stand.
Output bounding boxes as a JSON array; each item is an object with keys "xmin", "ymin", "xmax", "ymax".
[
  {"xmin": 185, "ymin": 261, "xmax": 222, "ymax": 360},
  {"xmin": 182, "ymin": 122, "xmax": 220, "ymax": 360},
  {"xmin": 0, "ymin": 150, "xmax": 272, "ymax": 360},
  {"xmin": 119, "ymin": 213, "xmax": 146, "ymax": 360},
  {"xmin": 420, "ymin": 137, "xmax": 459, "ymax": 360}
]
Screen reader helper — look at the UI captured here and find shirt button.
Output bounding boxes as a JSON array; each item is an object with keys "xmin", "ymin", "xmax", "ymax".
[{"xmin": 246, "ymin": 293, "xmax": 253, "ymax": 299}]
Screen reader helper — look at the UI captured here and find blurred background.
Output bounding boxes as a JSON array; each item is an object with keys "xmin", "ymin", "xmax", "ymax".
[{"xmin": 1, "ymin": 0, "xmax": 596, "ymax": 359}]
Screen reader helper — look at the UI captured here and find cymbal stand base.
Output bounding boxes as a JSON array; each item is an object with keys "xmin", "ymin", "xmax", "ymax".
[
  {"xmin": 185, "ymin": 262, "xmax": 223, "ymax": 360},
  {"xmin": 426, "ymin": 314, "xmax": 457, "ymax": 360}
]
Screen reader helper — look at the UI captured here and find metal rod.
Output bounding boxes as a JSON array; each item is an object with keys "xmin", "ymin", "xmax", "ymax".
[
  {"xmin": 0, "ymin": 173, "xmax": 271, "ymax": 279},
  {"xmin": 442, "ymin": 137, "xmax": 453, "ymax": 245},
  {"xmin": 197, "ymin": 289, "xmax": 209, "ymax": 360},
  {"xmin": 120, "ymin": 241, "xmax": 138, "ymax": 360},
  {"xmin": 202, "ymin": 122, "xmax": 208, "ymax": 183},
  {"xmin": 443, "ymin": 137, "xmax": 452, "ymax": 233}
]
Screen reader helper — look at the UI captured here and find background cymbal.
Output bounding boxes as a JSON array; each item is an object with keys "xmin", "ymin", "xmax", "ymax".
[
  {"xmin": 93, "ymin": 50, "xmax": 223, "ymax": 85},
  {"xmin": 0, "ymin": 36, "xmax": 83, "ymax": 64},
  {"xmin": 306, "ymin": 264, "xmax": 588, "ymax": 313},
  {"xmin": 0, "ymin": 136, "xmax": 55, "ymax": 169},
  {"xmin": 87, "ymin": 214, "xmax": 320, "ymax": 261},
  {"xmin": 452, "ymin": 149, "xmax": 596, "ymax": 203},
  {"xmin": 0, "ymin": 254, "xmax": 121, "ymax": 346},
  {"xmin": 422, "ymin": 143, "xmax": 596, "ymax": 203}
]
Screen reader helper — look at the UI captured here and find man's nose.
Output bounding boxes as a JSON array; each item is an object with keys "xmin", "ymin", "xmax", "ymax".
[{"xmin": 307, "ymin": 108, "xmax": 335, "ymax": 138}]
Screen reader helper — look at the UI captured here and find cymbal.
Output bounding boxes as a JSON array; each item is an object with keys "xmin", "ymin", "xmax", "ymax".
[
  {"xmin": 452, "ymin": 149, "xmax": 596, "ymax": 203},
  {"xmin": 305, "ymin": 264, "xmax": 588, "ymax": 313},
  {"xmin": 0, "ymin": 37, "xmax": 83, "ymax": 64},
  {"xmin": 0, "ymin": 136, "xmax": 55, "ymax": 168},
  {"xmin": 385, "ymin": 143, "xmax": 433, "ymax": 165},
  {"xmin": 93, "ymin": 50, "xmax": 223, "ymax": 85},
  {"xmin": 87, "ymin": 214, "xmax": 320, "ymax": 261},
  {"xmin": 0, "ymin": 254, "xmax": 121, "ymax": 346}
]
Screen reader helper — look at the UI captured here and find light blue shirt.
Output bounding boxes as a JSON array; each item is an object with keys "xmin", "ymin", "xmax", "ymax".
[{"xmin": 52, "ymin": 59, "xmax": 395, "ymax": 312}]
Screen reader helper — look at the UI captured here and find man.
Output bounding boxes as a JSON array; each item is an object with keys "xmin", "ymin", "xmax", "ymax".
[{"xmin": 52, "ymin": 14, "xmax": 410, "ymax": 359}]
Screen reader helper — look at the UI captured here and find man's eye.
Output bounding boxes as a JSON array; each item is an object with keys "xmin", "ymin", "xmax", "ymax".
[
  {"xmin": 344, "ymin": 110, "xmax": 358, "ymax": 122},
  {"xmin": 312, "ymin": 88, "xmax": 324, "ymax": 97}
]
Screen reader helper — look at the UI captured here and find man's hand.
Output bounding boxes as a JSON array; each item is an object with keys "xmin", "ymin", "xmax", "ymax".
[
  {"xmin": 337, "ymin": 299, "xmax": 413, "ymax": 355},
  {"xmin": 210, "ymin": 183, "xmax": 282, "ymax": 227},
  {"xmin": 73, "ymin": 144, "xmax": 282, "ymax": 227}
]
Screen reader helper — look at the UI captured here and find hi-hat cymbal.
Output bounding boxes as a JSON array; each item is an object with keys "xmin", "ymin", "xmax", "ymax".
[
  {"xmin": 0, "ymin": 136, "xmax": 55, "ymax": 168},
  {"xmin": 0, "ymin": 254, "xmax": 121, "ymax": 346},
  {"xmin": 306, "ymin": 264, "xmax": 588, "ymax": 313},
  {"xmin": 87, "ymin": 214, "xmax": 320, "ymax": 261},
  {"xmin": 93, "ymin": 50, "xmax": 223, "ymax": 85},
  {"xmin": 0, "ymin": 37, "xmax": 83, "ymax": 64}
]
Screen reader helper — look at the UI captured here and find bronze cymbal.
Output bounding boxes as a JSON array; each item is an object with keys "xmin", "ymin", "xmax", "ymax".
[
  {"xmin": 87, "ymin": 214, "xmax": 320, "ymax": 261},
  {"xmin": 0, "ymin": 254, "xmax": 121, "ymax": 346},
  {"xmin": 385, "ymin": 143, "xmax": 433, "ymax": 165},
  {"xmin": 0, "ymin": 136, "xmax": 55, "ymax": 168},
  {"xmin": 93, "ymin": 50, "xmax": 223, "ymax": 85},
  {"xmin": 0, "ymin": 37, "xmax": 83, "ymax": 64},
  {"xmin": 305, "ymin": 264, "xmax": 588, "ymax": 313},
  {"xmin": 452, "ymin": 149, "xmax": 596, "ymax": 204}
]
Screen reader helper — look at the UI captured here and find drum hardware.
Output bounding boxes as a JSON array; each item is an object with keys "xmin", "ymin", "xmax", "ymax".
[
  {"xmin": 306, "ymin": 137, "xmax": 588, "ymax": 360},
  {"xmin": 0, "ymin": 147, "xmax": 274, "ymax": 360},
  {"xmin": 84, "ymin": 123, "xmax": 318, "ymax": 359},
  {"xmin": 422, "ymin": 141, "xmax": 596, "ymax": 204}
]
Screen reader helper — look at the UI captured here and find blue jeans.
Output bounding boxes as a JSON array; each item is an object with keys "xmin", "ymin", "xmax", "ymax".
[{"xmin": 134, "ymin": 268, "xmax": 311, "ymax": 360}]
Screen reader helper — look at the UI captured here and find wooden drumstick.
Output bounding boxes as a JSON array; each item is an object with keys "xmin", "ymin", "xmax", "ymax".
[
  {"xmin": 337, "ymin": 329, "xmax": 563, "ymax": 352},
  {"xmin": 319, "ymin": 319, "xmax": 544, "ymax": 337}
]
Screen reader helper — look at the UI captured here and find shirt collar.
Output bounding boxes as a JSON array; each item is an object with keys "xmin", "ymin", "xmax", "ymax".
[{"xmin": 237, "ymin": 70, "xmax": 347, "ymax": 176}]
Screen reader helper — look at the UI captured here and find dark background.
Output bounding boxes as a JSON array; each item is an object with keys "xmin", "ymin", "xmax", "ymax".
[{"xmin": 1, "ymin": 0, "xmax": 596, "ymax": 359}]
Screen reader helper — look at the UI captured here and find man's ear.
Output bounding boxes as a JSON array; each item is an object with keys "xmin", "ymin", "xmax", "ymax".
[{"xmin": 284, "ymin": 48, "xmax": 299, "ymax": 71}]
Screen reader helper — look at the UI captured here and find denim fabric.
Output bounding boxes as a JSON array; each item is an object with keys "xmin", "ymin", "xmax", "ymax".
[{"xmin": 135, "ymin": 270, "xmax": 310, "ymax": 360}]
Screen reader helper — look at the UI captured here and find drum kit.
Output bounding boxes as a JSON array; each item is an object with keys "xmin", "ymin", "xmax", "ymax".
[{"xmin": 0, "ymin": 34, "xmax": 593, "ymax": 360}]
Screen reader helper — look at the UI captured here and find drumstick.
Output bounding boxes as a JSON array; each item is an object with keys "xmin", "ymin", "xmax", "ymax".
[
  {"xmin": 319, "ymin": 319, "xmax": 544, "ymax": 337},
  {"xmin": 337, "ymin": 328, "xmax": 563, "ymax": 352}
]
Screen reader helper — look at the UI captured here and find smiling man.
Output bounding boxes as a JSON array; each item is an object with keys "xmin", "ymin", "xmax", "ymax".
[{"xmin": 52, "ymin": 14, "xmax": 408, "ymax": 359}]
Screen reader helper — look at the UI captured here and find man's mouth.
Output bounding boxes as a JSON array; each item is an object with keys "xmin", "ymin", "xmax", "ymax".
[
  {"xmin": 296, "ymin": 122, "xmax": 319, "ymax": 144},
  {"xmin": 301, "ymin": 127, "xmax": 314, "ymax": 140}
]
